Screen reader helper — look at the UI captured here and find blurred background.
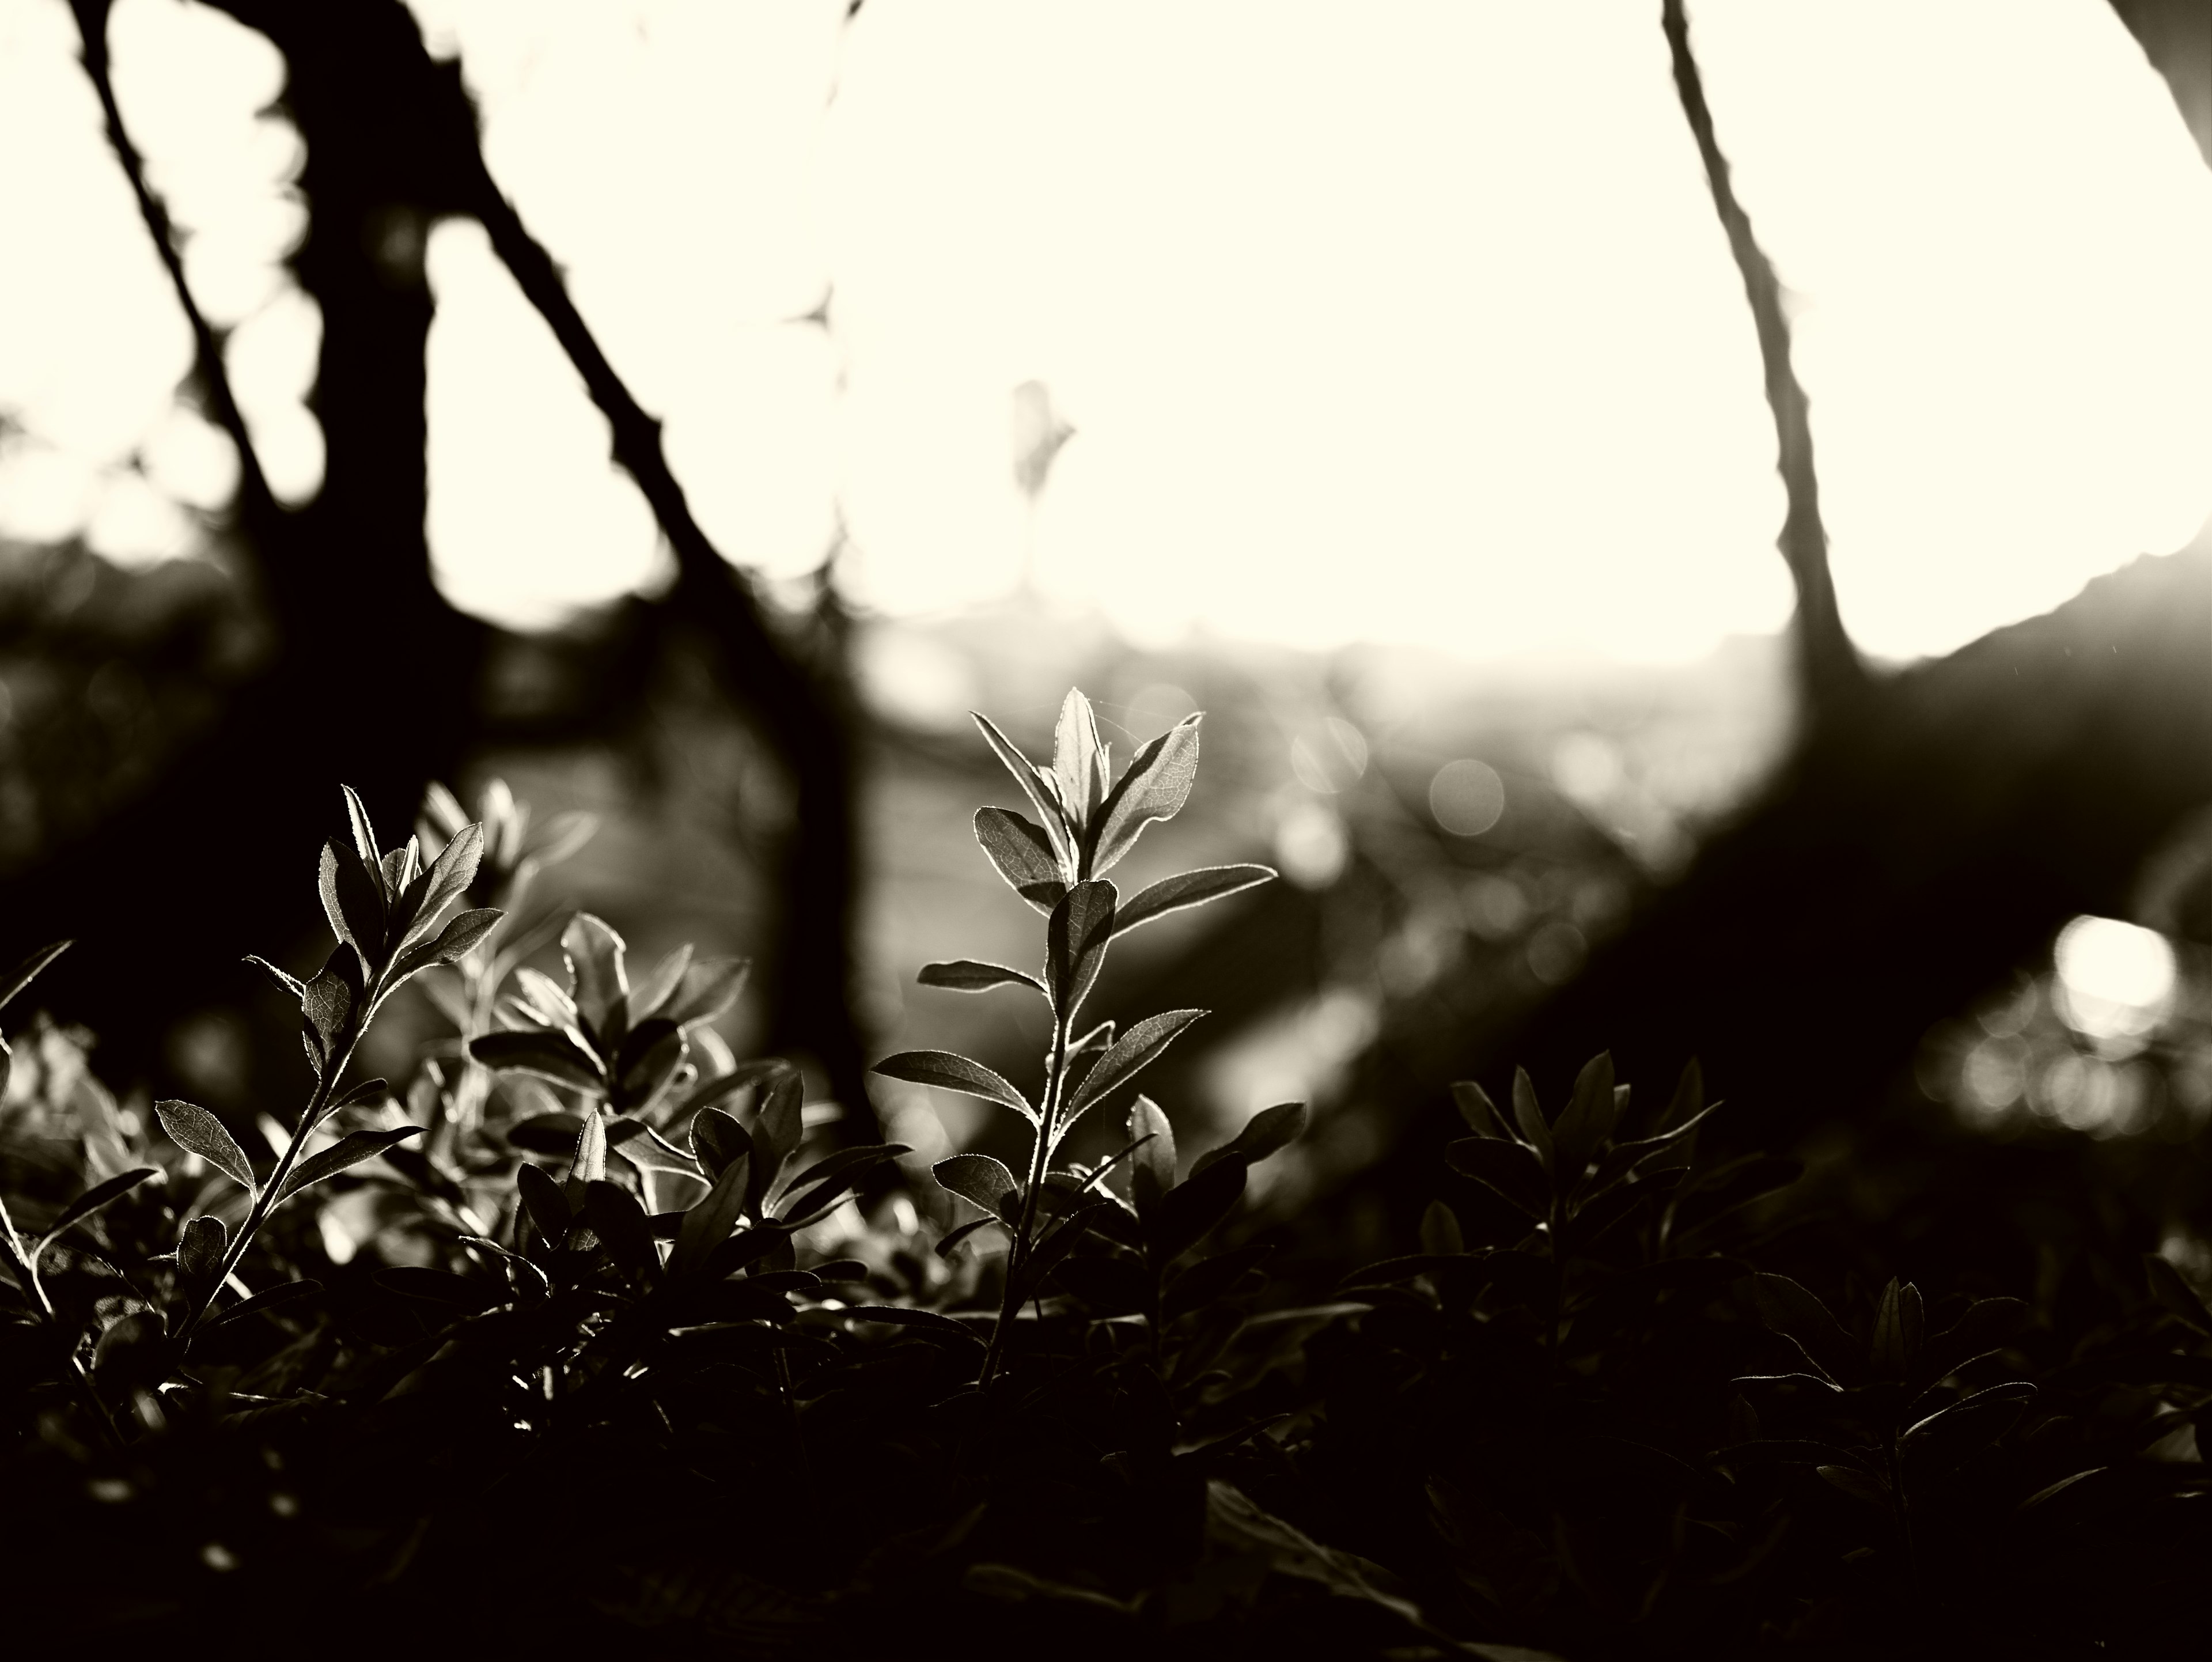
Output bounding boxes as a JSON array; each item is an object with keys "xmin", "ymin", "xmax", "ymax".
[{"xmin": 3, "ymin": 0, "xmax": 2211, "ymax": 1262}]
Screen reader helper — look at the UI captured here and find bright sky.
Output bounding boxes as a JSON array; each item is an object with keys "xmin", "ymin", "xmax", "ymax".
[{"xmin": 2, "ymin": 0, "xmax": 2209, "ymax": 662}]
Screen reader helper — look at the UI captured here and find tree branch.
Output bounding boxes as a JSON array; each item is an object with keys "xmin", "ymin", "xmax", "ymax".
[
  {"xmin": 1662, "ymin": 0, "xmax": 1863, "ymax": 710},
  {"xmin": 69, "ymin": 0, "xmax": 279, "ymax": 537}
]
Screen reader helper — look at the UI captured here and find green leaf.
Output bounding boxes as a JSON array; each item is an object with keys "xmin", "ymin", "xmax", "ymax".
[
  {"xmin": 340, "ymin": 783, "xmax": 381, "ymax": 870},
  {"xmin": 243, "ymin": 954, "xmax": 304, "ymax": 1002},
  {"xmin": 1748, "ymin": 1273, "xmax": 1857, "ymax": 1386},
  {"xmin": 1051, "ymin": 688, "xmax": 1110, "ymax": 831},
  {"xmin": 300, "ymin": 942, "xmax": 365, "ymax": 1073},
  {"xmin": 872, "ymin": 1050, "xmax": 1037, "ymax": 1126},
  {"xmin": 671, "ymin": 1152, "xmax": 753, "ymax": 1278},
  {"xmin": 36, "ymin": 1167, "xmax": 158, "ymax": 1255},
  {"xmin": 1046, "ymin": 880, "xmax": 1116, "ymax": 1019},
  {"xmin": 516, "ymin": 1161, "xmax": 573, "ymax": 1243},
  {"xmin": 934, "ymin": 1152, "xmax": 1020, "ymax": 1218},
  {"xmin": 1449, "ymin": 1079, "xmax": 1511, "ymax": 1139},
  {"xmin": 562, "ymin": 913, "xmax": 629, "ymax": 1048},
  {"xmin": 972, "ymin": 711, "xmax": 1078, "ymax": 870},
  {"xmin": 1150, "ymin": 1155, "xmax": 1245, "ymax": 1266},
  {"xmin": 1112, "ymin": 865, "xmax": 1274, "ymax": 937},
  {"xmin": 747, "ymin": 1069, "xmax": 806, "ymax": 1213},
  {"xmin": 200, "ymin": 1279, "xmax": 321, "ymax": 1332},
  {"xmin": 1063, "ymin": 1009, "xmax": 1206, "ymax": 1123},
  {"xmin": 2145, "ymin": 1254, "xmax": 2212, "ymax": 1335},
  {"xmin": 1444, "ymin": 1135, "xmax": 1549, "ymax": 1219},
  {"xmin": 607, "ymin": 1119, "xmax": 700, "ymax": 1176},
  {"xmin": 1550, "ymin": 1053, "xmax": 1616, "ymax": 1175},
  {"xmin": 1510, "ymin": 1066, "xmax": 1552, "ymax": 1171},
  {"xmin": 156, "ymin": 1100, "xmax": 257, "ymax": 1193},
  {"xmin": 972, "ymin": 807, "xmax": 1067, "ymax": 914},
  {"xmin": 469, "ymin": 1028, "xmax": 604, "ymax": 1092},
  {"xmin": 918, "ymin": 959, "xmax": 1046, "ymax": 996},
  {"xmin": 1128, "ymin": 1096, "xmax": 1176, "ymax": 1216},
  {"xmin": 659, "ymin": 956, "xmax": 749, "ymax": 1028},
  {"xmin": 274, "ymin": 1126, "xmax": 423, "ymax": 1202},
  {"xmin": 0, "ymin": 938, "xmax": 69, "ymax": 1019},
  {"xmin": 1190, "ymin": 1101, "xmax": 1305, "ymax": 1179},
  {"xmin": 1088, "ymin": 712, "xmax": 1202, "ymax": 874}
]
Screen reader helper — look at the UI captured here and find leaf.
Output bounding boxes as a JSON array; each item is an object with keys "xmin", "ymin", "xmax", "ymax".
[
  {"xmin": 200, "ymin": 1279, "xmax": 322, "ymax": 1332},
  {"xmin": 469, "ymin": 1028, "xmax": 604, "ymax": 1092},
  {"xmin": 1748, "ymin": 1273, "xmax": 1857, "ymax": 1387},
  {"xmin": 330, "ymin": 1077, "xmax": 391, "ymax": 1113},
  {"xmin": 671, "ymin": 1154, "xmax": 753, "ymax": 1278},
  {"xmin": 1444, "ymin": 1136, "xmax": 1549, "ymax": 1220},
  {"xmin": 1063, "ymin": 1009, "xmax": 1207, "ymax": 1123},
  {"xmin": 177, "ymin": 1214, "xmax": 227, "ymax": 1289},
  {"xmin": 972, "ymin": 711, "xmax": 1077, "ymax": 869},
  {"xmin": 244, "ymin": 954, "xmax": 305, "ymax": 1002},
  {"xmin": 320, "ymin": 839, "xmax": 386, "ymax": 965},
  {"xmin": 507, "ymin": 1111, "xmax": 586, "ymax": 1154},
  {"xmin": 1580, "ymin": 1103, "xmax": 1723, "ymax": 1199},
  {"xmin": 1871, "ymin": 1278, "xmax": 1925, "ymax": 1381},
  {"xmin": 1661, "ymin": 1056, "xmax": 1706, "ymax": 1133},
  {"xmin": 935, "ymin": 1217, "xmax": 1001, "ymax": 1259},
  {"xmin": 1420, "ymin": 1200, "xmax": 1464, "ymax": 1258},
  {"xmin": 1510, "ymin": 1067, "xmax": 1552, "ymax": 1171},
  {"xmin": 660, "ymin": 957, "xmax": 749, "ymax": 1029},
  {"xmin": 1916, "ymin": 1296, "xmax": 2031, "ymax": 1386},
  {"xmin": 36, "ymin": 1167, "xmax": 158, "ymax": 1255},
  {"xmin": 516, "ymin": 1162, "xmax": 573, "ymax": 1243},
  {"xmin": 340, "ymin": 783, "xmax": 381, "ymax": 869},
  {"xmin": 627, "ymin": 943, "xmax": 694, "ymax": 1023},
  {"xmin": 374, "ymin": 1266, "xmax": 500, "ymax": 1311},
  {"xmin": 584, "ymin": 1181, "xmax": 660, "ymax": 1281},
  {"xmin": 933, "ymin": 1153, "xmax": 1020, "ymax": 1218},
  {"xmin": 872, "ymin": 1051, "xmax": 1036, "ymax": 1126},
  {"xmin": 1190, "ymin": 1101, "xmax": 1305, "ymax": 1179},
  {"xmin": 1128, "ymin": 1096, "xmax": 1176, "ymax": 1216},
  {"xmin": 392, "ymin": 907, "xmax": 502, "ymax": 980},
  {"xmin": 1901, "ymin": 1381, "xmax": 2035, "ymax": 1475},
  {"xmin": 156, "ymin": 1100, "xmax": 257, "ymax": 1193},
  {"xmin": 1450, "ymin": 1079, "xmax": 1510, "ymax": 1140},
  {"xmin": 608, "ymin": 1120, "xmax": 700, "ymax": 1176},
  {"xmin": 972, "ymin": 807, "xmax": 1067, "ymax": 914},
  {"xmin": 274, "ymin": 1127, "xmax": 423, "ymax": 1203},
  {"xmin": 1550, "ymin": 1053, "xmax": 1617, "ymax": 1176},
  {"xmin": 562, "ymin": 913, "xmax": 629, "ymax": 1047},
  {"xmin": 1111, "ymin": 865, "xmax": 1274, "ymax": 937},
  {"xmin": 0, "ymin": 938, "xmax": 69, "ymax": 1019},
  {"xmin": 1046, "ymin": 880, "xmax": 1116, "ymax": 1017},
  {"xmin": 1817, "ymin": 1464, "xmax": 1892, "ymax": 1509},
  {"xmin": 1051, "ymin": 687, "xmax": 1110, "ymax": 830},
  {"xmin": 845, "ymin": 1306, "xmax": 987, "ymax": 1346},
  {"xmin": 1164, "ymin": 1243, "xmax": 1275, "ymax": 1321},
  {"xmin": 301, "ymin": 943, "xmax": 365, "ymax": 1070},
  {"xmin": 918, "ymin": 959, "xmax": 1046, "ymax": 996},
  {"xmin": 2018, "ymin": 1468, "xmax": 2105, "ymax": 1512},
  {"xmin": 690, "ymin": 1107, "xmax": 749, "ymax": 1178},
  {"xmin": 1150, "ymin": 1155, "xmax": 1246, "ymax": 1265},
  {"xmin": 748, "ymin": 1069, "xmax": 807, "ymax": 1210},
  {"xmin": 1089, "ymin": 712, "xmax": 1203, "ymax": 874},
  {"xmin": 613, "ymin": 1018, "xmax": 686, "ymax": 1114},
  {"xmin": 774, "ymin": 1144, "xmax": 911, "ymax": 1221},
  {"xmin": 570, "ymin": 1110, "xmax": 608, "ymax": 1185},
  {"xmin": 2145, "ymin": 1254, "xmax": 2212, "ymax": 1336}
]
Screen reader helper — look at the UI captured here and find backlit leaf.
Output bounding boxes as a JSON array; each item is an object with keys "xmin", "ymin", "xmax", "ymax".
[
  {"xmin": 1045, "ymin": 880, "xmax": 1116, "ymax": 1018},
  {"xmin": 156, "ymin": 1100, "xmax": 257, "ymax": 1192},
  {"xmin": 1089, "ymin": 713, "xmax": 1202, "ymax": 874},
  {"xmin": 37, "ymin": 1167, "xmax": 158, "ymax": 1255},
  {"xmin": 1112, "ymin": 865, "xmax": 1273, "ymax": 937},
  {"xmin": 274, "ymin": 1126, "xmax": 422, "ymax": 1203},
  {"xmin": 972, "ymin": 711, "xmax": 1077, "ymax": 869},
  {"xmin": 562, "ymin": 913, "xmax": 628, "ymax": 1047},
  {"xmin": 918, "ymin": 959, "xmax": 1045, "ymax": 996},
  {"xmin": 1063, "ymin": 1009, "xmax": 1207, "ymax": 1122},
  {"xmin": 1190, "ymin": 1101, "xmax": 1305, "ymax": 1179},
  {"xmin": 972, "ymin": 807, "xmax": 1067, "ymax": 914},
  {"xmin": 934, "ymin": 1153, "xmax": 1020, "ymax": 1218},
  {"xmin": 872, "ymin": 1050, "xmax": 1036, "ymax": 1125},
  {"xmin": 469, "ymin": 1028, "xmax": 603, "ymax": 1092},
  {"xmin": 1129, "ymin": 1096, "xmax": 1176, "ymax": 1216},
  {"xmin": 0, "ymin": 938, "xmax": 69, "ymax": 1019},
  {"xmin": 1444, "ymin": 1136, "xmax": 1548, "ymax": 1220}
]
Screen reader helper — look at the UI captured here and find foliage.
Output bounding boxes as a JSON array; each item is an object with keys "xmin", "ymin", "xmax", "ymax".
[{"xmin": 3, "ymin": 692, "xmax": 2212, "ymax": 1659}]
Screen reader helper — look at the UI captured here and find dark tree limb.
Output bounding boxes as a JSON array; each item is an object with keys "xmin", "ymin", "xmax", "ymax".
[
  {"xmin": 67, "ymin": 0, "xmax": 278, "ymax": 535},
  {"xmin": 1662, "ymin": 0, "xmax": 1863, "ymax": 710},
  {"xmin": 416, "ymin": 62, "xmax": 874, "ymax": 1139}
]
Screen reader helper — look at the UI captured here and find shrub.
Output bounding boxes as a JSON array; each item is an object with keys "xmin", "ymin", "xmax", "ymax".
[{"xmin": 3, "ymin": 690, "xmax": 2211, "ymax": 1659}]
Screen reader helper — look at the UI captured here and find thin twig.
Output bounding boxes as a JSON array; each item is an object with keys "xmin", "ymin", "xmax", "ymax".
[
  {"xmin": 1661, "ymin": 0, "xmax": 1862, "ymax": 709},
  {"xmin": 68, "ymin": 0, "xmax": 278, "ymax": 532}
]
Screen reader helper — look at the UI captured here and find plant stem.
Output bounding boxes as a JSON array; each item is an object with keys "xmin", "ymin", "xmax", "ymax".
[
  {"xmin": 976, "ymin": 1006, "xmax": 1072, "ymax": 1396},
  {"xmin": 173, "ymin": 1004, "xmax": 371, "ymax": 1346}
]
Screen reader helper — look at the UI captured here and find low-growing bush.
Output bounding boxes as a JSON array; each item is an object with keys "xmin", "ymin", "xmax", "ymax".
[{"xmin": 3, "ymin": 690, "xmax": 2211, "ymax": 1659}]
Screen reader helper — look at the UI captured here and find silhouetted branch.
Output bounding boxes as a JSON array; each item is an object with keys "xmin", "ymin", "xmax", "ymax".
[
  {"xmin": 68, "ymin": 0, "xmax": 278, "ymax": 536},
  {"xmin": 1662, "ymin": 0, "xmax": 1862, "ymax": 710},
  {"xmin": 425, "ymin": 70, "xmax": 873, "ymax": 1137}
]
